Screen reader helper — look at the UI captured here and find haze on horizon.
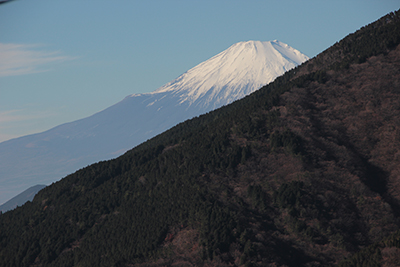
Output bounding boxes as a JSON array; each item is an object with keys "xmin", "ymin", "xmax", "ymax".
[
  {"xmin": 0, "ymin": 39, "xmax": 309, "ymax": 206},
  {"xmin": 0, "ymin": 1, "xmax": 398, "ymax": 143}
]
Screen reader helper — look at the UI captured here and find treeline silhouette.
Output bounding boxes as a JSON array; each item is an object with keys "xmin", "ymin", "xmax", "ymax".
[{"xmin": 1, "ymin": 9, "xmax": 400, "ymax": 267}]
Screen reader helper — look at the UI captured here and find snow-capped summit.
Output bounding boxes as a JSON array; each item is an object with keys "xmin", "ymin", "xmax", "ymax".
[
  {"xmin": 0, "ymin": 40, "xmax": 309, "ymax": 205},
  {"xmin": 151, "ymin": 40, "xmax": 308, "ymax": 110}
]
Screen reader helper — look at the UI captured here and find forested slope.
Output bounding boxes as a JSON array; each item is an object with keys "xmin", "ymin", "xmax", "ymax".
[{"xmin": 1, "ymin": 9, "xmax": 400, "ymax": 267}]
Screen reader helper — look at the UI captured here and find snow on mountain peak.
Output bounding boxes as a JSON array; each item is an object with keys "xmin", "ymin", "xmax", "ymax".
[
  {"xmin": 0, "ymin": 40, "xmax": 309, "ymax": 205},
  {"xmin": 151, "ymin": 40, "xmax": 309, "ymax": 110}
]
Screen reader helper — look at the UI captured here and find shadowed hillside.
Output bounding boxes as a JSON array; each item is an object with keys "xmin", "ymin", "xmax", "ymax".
[
  {"xmin": 0, "ymin": 9, "xmax": 400, "ymax": 267},
  {"xmin": 0, "ymin": 185, "xmax": 46, "ymax": 213}
]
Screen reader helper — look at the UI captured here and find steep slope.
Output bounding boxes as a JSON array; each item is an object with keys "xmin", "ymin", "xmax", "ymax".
[
  {"xmin": 0, "ymin": 40, "xmax": 308, "ymax": 205},
  {"xmin": 0, "ymin": 10, "xmax": 399, "ymax": 267},
  {"xmin": 153, "ymin": 40, "xmax": 308, "ymax": 110},
  {"xmin": 0, "ymin": 184, "xmax": 45, "ymax": 213}
]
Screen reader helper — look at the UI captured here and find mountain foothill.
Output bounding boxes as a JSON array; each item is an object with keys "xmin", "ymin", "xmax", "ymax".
[{"xmin": 1, "ymin": 9, "xmax": 400, "ymax": 267}]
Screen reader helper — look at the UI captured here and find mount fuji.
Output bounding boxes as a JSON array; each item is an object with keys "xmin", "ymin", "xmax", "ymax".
[{"xmin": 0, "ymin": 40, "xmax": 309, "ymax": 206}]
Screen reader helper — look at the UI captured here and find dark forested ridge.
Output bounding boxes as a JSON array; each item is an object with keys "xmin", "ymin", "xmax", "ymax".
[
  {"xmin": 0, "ymin": 184, "xmax": 46, "ymax": 213},
  {"xmin": 1, "ymin": 10, "xmax": 400, "ymax": 267}
]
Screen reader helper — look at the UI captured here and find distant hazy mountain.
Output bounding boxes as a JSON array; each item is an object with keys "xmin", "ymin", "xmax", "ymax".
[
  {"xmin": 0, "ymin": 40, "xmax": 308, "ymax": 205},
  {"xmin": 0, "ymin": 184, "xmax": 46, "ymax": 213},
  {"xmin": 1, "ymin": 10, "xmax": 400, "ymax": 266}
]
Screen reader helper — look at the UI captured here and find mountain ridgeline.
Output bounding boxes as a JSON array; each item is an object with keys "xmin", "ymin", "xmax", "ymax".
[
  {"xmin": 1, "ymin": 10, "xmax": 400, "ymax": 267},
  {"xmin": 0, "ymin": 185, "xmax": 46, "ymax": 213},
  {"xmin": 0, "ymin": 40, "xmax": 308, "ymax": 206}
]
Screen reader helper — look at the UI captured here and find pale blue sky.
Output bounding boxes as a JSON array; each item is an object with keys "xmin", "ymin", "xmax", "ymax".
[{"xmin": 0, "ymin": 0, "xmax": 398, "ymax": 142}]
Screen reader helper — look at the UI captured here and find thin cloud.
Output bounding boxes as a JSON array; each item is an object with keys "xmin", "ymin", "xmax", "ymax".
[
  {"xmin": 0, "ymin": 109, "xmax": 28, "ymax": 123},
  {"xmin": 0, "ymin": 43, "xmax": 77, "ymax": 77},
  {"xmin": 0, "ymin": 109, "xmax": 57, "ymax": 143}
]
